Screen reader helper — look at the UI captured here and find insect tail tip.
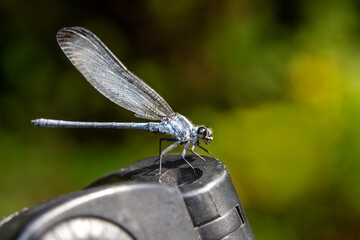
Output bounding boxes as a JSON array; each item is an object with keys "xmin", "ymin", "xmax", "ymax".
[{"xmin": 31, "ymin": 119, "xmax": 38, "ymax": 126}]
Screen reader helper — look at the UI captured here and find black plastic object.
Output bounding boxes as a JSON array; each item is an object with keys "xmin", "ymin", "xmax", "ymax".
[{"xmin": 0, "ymin": 154, "xmax": 255, "ymax": 240}]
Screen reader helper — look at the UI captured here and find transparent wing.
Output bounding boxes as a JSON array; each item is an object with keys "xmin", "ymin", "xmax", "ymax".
[{"xmin": 57, "ymin": 27, "xmax": 174, "ymax": 121}]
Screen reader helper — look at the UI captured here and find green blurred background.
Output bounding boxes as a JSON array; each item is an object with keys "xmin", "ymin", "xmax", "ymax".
[{"xmin": 1, "ymin": 0, "xmax": 360, "ymax": 239}]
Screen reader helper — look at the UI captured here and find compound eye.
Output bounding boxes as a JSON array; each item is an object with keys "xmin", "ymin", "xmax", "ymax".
[{"xmin": 197, "ymin": 127, "xmax": 206, "ymax": 138}]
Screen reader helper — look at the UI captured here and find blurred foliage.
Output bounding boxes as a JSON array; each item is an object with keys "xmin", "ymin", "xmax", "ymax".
[{"xmin": 1, "ymin": 0, "xmax": 360, "ymax": 239}]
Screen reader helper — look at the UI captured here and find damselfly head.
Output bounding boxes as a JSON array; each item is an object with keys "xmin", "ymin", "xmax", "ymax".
[{"xmin": 197, "ymin": 126, "xmax": 213, "ymax": 144}]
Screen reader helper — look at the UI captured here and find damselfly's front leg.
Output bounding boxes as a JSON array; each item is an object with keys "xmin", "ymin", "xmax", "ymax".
[{"xmin": 197, "ymin": 141, "xmax": 217, "ymax": 159}]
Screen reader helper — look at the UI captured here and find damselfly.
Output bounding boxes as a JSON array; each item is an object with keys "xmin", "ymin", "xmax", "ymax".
[{"xmin": 32, "ymin": 27, "xmax": 215, "ymax": 174}]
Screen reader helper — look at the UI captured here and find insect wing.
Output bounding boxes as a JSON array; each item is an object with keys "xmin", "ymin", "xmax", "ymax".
[{"xmin": 57, "ymin": 27, "xmax": 174, "ymax": 121}]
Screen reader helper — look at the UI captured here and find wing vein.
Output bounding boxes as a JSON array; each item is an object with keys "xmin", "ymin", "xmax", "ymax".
[{"xmin": 56, "ymin": 27, "xmax": 174, "ymax": 121}]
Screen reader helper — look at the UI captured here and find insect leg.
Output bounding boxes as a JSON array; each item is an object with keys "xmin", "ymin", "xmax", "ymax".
[
  {"xmin": 190, "ymin": 140, "xmax": 207, "ymax": 162},
  {"xmin": 158, "ymin": 140, "xmax": 182, "ymax": 175},
  {"xmin": 181, "ymin": 141, "xmax": 195, "ymax": 171},
  {"xmin": 197, "ymin": 141, "xmax": 217, "ymax": 158},
  {"xmin": 159, "ymin": 138, "xmax": 177, "ymax": 156}
]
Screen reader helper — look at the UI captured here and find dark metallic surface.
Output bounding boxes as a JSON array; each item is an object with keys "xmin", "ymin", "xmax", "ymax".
[
  {"xmin": 88, "ymin": 154, "xmax": 255, "ymax": 239},
  {"xmin": 0, "ymin": 183, "xmax": 197, "ymax": 240},
  {"xmin": 0, "ymin": 154, "xmax": 255, "ymax": 239}
]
